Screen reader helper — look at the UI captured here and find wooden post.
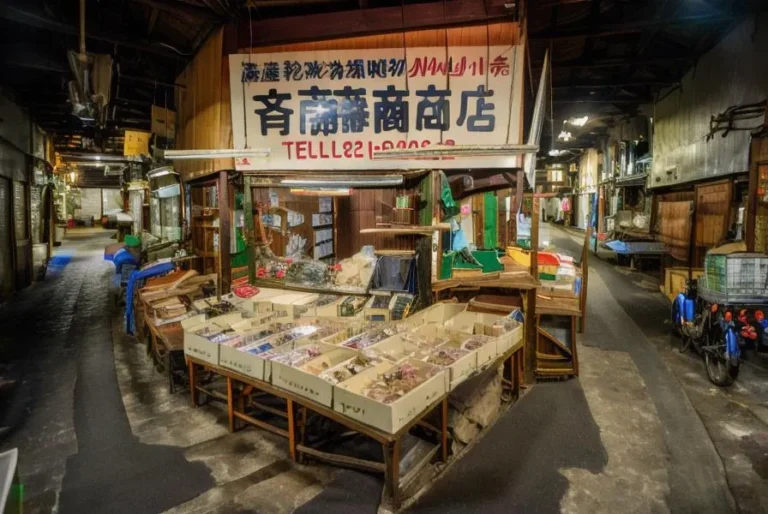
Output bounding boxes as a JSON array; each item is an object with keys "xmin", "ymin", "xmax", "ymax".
[
  {"xmin": 287, "ymin": 399, "xmax": 296, "ymax": 461},
  {"xmin": 441, "ymin": 398, "xmax": 449, "ymax": 463},
  {"xmin": 227, "ymin": 377, "xmax": 235, "ymax": 432},
  {"xmin": 243, "ymin": 175, "xmax": 256, "ymax": 284},
  {"xmin": 218, "ymin": 170, "xmax": 232, "ymax": 296},
  {"xmin": 188, "ymin": 360, "xmax": 197, "ymax": 407},
  {"xmin": 524, "ymin": 197, "xmax": 539, "ymax": 384}
]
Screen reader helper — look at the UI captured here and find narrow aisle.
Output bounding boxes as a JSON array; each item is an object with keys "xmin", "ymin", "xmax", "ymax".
[
  {"xmin": 550, "ymin": 225, "xmax": 735, "ymax": 513},
  {"xmin": 0, "ymin": 229, "xmax": 213, "ymax": 514}
]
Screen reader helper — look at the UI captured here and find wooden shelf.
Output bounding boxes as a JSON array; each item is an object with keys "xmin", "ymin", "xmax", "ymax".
[{"xmin": 360, "ymin": 224, "xmax": 450, "ymax": 235}]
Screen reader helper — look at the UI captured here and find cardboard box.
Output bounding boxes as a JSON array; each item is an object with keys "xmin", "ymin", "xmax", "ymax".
[
  {"xmin": 407, "ymin": 325, "xmax": 478, "ymax": 390},
  {"xmin": 271, "ymin": 346, "xmax": 357, "ymax": 406},
  {"xmin": 240, "ymin": 288, "xmax": 292, "ymax": 312},
  {"xmin": 333, "ymin": 359, "xmax": 446, "ymax": 434},
  {"xmin": 267, "ymin": 293, "xmax": 318, "ymax": 318},
  {"xmin": 337, "ymin": 296, "xmax": 367, "ymax": 317},
  {"xmin": 182, "ymin": 312, "xmax": 245, "ymax": 365},
  {"xmin": 366, "ymin": 334, "xmax": 419, "ymax": 362},
  {"xmin": 299, "ymin": 295, "xmax": 344, "ymax": 318},
  {"xmin": 447, "ymin": 312, "xmax": 523, "ymax": 356},
  {"xmin": 219, "ymin": 321, "xmax": 297, "ymax": 379},
  {"xmin": 364, "ymin": 294, "xmax": 395, "ymax": 322},
  {"xmin": 405, "ymin": 302, "xmax": 467, "ymax": 326}
]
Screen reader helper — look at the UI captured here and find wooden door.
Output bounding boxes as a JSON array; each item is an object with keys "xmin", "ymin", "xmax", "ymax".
[
  {"xmin": 0, "ymin": 178, "xmax": 13, "ymax": 301},
  {"xmin": 694, "ymin": 180, "xmax": 732, "ymax": 264}
]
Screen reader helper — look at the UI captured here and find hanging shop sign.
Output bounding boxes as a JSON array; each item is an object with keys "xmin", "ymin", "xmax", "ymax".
[
  {"xmin": 124, "ymin": 130, "xmax": 150, "ymax": 156},
  {"xmin": 229, "ymin": 45, "xmax": 523, "ymax": 171}
]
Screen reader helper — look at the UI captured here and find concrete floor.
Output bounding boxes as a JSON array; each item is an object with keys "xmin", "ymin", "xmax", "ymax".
[{"xmin": 0, "ymin": 226, "xmax": 765, "ymax": 513}]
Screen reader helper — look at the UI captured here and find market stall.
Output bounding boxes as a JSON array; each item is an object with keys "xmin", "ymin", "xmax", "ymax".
[{"xmin": 182, "ymin": 297, "xmax": 523, "ymax": 507}]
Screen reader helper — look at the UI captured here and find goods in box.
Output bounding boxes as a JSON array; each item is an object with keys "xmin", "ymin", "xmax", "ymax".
[
  {"xmin": 405, "ymin": 302, "xmax": 467, "ymax": 326},
  {"xmin": 364, "ymin": 294, "xmax": 394, "ymax": 322},
  {"xmin": 271, "ymin": 346, "xmax": 358, "ymax": 406},
  {"xmin": 334, "ymin": 359, "xmax": 446, "ymax": 433},
  {"xmin": 219, "ymin": 321, "xmax": 297, "ymax": 377},
  {"xmin": 319, "ymin": 355, "xmax": 379, "ymax": 385},
  {"xmin": 338, "ymin": 296, "xmax": 367, "ymax": 317},
  {"xmin": 268, "ymin": 293, "xmax": 320, "ymax": 318},
  {"xmin": 446, "ymin": 312, "xmax": 523, "ymax": 356},
  {"xmin": 338, "ymin": 322, "xmax": 410, "ymax": 350},
  {"xmin": 365, "ymin": 334, "xmax": 419, "ymax": 362},
  {"xmin": 405, "ymin": 326, "xmax": 478, "ymax": 389},
  {"xmin": 182, "ymin": 312, "xmax": 245, "ymax": 365}
]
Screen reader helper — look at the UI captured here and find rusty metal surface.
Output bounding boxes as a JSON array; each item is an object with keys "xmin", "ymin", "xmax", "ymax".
[{"xmin": 652, "ymin": 16, "xmax": 768, "ymax": 189}]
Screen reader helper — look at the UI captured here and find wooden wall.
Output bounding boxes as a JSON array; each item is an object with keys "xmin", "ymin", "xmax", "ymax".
[
  {"xmin": 239, "ymin": 22, "xmax": 519, "ymax": 54},
  {"xmin": 175, "ymin": 28, "xmax": 234, "ymax": 182}
]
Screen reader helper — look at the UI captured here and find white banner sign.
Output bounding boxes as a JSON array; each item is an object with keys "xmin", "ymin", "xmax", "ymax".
[{"xmin": 229, "ymin": 45, "xmax": 523, "ymax": 170}]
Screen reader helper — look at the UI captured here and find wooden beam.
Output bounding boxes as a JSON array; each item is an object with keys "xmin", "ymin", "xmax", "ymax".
[
  {"xmin": 147, "ymin": 7, "xmax": 159, "ymax": 35},
  {"xmin": 237, "ymin": 0, "xmax": 512, "ymax": 47},
  {"xmin": 129, "ymin": 0, "xmax": 224, "ymax": 20},
  {"xmin": 0, "ymin": 5, "xmax": 187, "ymax": 60},
  {"xmin": 530, "ymin": 14, "xmax": 736, "ymax": 40},
  {"xmin": 554, "ymin": 80, "xmax": 675, "ymax": 89},
  {"xmin": 553, "ymin": 97, "xmax": 653, "ymax": 104},
  {"xmin": 536, "ymin": 54, "xmax": 696, "ymax": 70}
]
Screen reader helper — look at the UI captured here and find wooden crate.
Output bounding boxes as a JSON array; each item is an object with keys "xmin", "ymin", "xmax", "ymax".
[{"xmin": 662, "ymin": 267, "xmax": 705, "ymax": 302}]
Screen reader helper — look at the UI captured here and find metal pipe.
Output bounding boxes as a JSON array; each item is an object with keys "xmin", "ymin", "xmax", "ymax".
[
  {"xmin": 79, "ymin": 0, "xmax": 87, "ymax": 62},
  {"xmin": 281, "ymin": 176, "xmax": 403, "ymax": 187},
  {"xmin": 373, "ymin": 144, "xmax": 538, "ymax": 160},
  {"xmin": 60, "ymin": 153, "xmax": 132, "ymax": 163},
  {"xmin": 162, "ymin": 148, "xmax": 270, "ymax": 160}
]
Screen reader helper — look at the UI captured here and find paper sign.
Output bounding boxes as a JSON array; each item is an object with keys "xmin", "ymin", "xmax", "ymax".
[
  {"xmin": 124, "ymin": 130, "xmax": 150, "ymax": 156},
  {"xmin": 229, "ymin": 45, "xmax": 524, "ymax": 171}
]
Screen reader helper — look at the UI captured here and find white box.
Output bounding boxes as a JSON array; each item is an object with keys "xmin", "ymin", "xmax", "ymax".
[
  {"xmin": 271, "ymin": 346, "xmax": 357, "ymax": 406},
  {"xmin": 182, "ymin": 312, "xmax": 245, "ymax": 365},
  {"xmin": 300, "ymin": 295, "xmax": 344, "ymax": 318},
  {"xmin": 268, "ymin": 293, "xmax": 318, "ymax": 318},
  {"xmin": 240, "ymin": 288, "xmax": 290, "ymax": 312},
  {"xmin": 219, "ymin": 322, "xmax": 296, "ymax": 380},
  {"xmin": 405, "ymin": 302, "xmax": 467, "ymax": 326},
  {"xmin": 333, "ymin": 359, "xmax": 446, "ymax": 434},
  {"xmin": 447, "ymin": 312, "xmax": 523, "ymax": 356},
  {"xmin": 407, "ymin": 325, "xmax": 478, "ymax": 390},
  {"xmin": 366, "ymin": 334, "xmax": 419, "ymax": 362}
]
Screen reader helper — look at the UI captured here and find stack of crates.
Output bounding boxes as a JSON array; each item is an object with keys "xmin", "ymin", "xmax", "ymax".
[
  {"xmin": 702, "ymin": 254, "xmax": 727, "ymax": 293},
  {"xmin": 701, "ymin": 252, "xmax": 768, "ymax": 303}
]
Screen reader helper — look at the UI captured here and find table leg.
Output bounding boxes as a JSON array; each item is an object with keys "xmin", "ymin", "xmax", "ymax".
[
  {"xmin": 287, "ymin": 399, "xmax": 296, "ymax": 462},
  {"xmin": 188, "ymin": 360, "xmax": 197, "ymax": 407},
  {"xmin": 227, "ymin": 377, "xmax": 235, "ymax": 433},
  {"xmin": 441, "ymin": 398, "xmax": 449, "ymax": 463},
  {"xmin": 513, "ymin": 351, "xmax": 522, "ymax": 399},
  {"xmin": 298, "ymin": 406, "xmax": 308, "ymax": 464},
  {"xmin": 392, "ymin": 440, "xmax": 400, "ymax": 508}
]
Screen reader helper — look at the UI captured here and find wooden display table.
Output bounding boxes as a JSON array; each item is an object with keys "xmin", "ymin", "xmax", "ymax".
[{"xmin": 186, "ymin": 340, "xmax": 523, "ymax": 508}]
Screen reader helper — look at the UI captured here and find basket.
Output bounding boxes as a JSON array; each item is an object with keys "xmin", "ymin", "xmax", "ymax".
[{"xmin": 699, "ymin": 253, "xmax": 768, "ymax": 304}]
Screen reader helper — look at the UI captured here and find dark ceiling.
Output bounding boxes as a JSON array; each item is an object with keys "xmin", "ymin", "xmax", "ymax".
[
  {"xmin": 0, "ymin": 0, "xmax": 760, "ymax": 153},
  {"xmin": 528, "ymin": 0, "xmax": 761, "ymax": 152}
]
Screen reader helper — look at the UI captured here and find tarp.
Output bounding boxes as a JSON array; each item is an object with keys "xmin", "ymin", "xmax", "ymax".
[{"xmin": 124, "ymin": 261, "xmax": 175, "ymax": 334}]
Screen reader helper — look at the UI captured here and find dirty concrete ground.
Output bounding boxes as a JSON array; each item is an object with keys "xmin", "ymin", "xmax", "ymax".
[{"xmin": 0, "ymin": 226, "xmax": 765, "ymax": 513}]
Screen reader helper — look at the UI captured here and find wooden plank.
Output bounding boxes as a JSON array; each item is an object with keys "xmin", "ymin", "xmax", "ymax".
[
  {"xmin": 237, "ymin": 9, "xmax": 516, "ymax": 49},
  {"xmin": 297, "ymin": 444, "xmax": 386, "ymax": 473}
]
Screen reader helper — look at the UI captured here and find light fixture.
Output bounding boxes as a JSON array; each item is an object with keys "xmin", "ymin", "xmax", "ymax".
[
  {"xmin": 568, "ymin": 116, "xmax": 589, "ymax": 127},
  {"xmin": 373, "ymin": 143, "xmax": 538, "ymax": 160},
  {"xmin": 161, "ymin": 148, "xmax": 270, "ymax": 160},
  {"xmin": 548, "ymin": 149, "xmax": 565, "ymax": 157},
  {"xmin": 147, "ymin": 166, "xmax": 178, "ymax": 179},
  {"xmin": 281, "ymin": 175, "xmax": 403, "ymax": 187},
  {"xmin": 69, "ymin": 171, "xmax": 76, "ymax": 182},
  {"xmin": 290, "ymin": 188, "xmax": 351, "ymax": 197},
  {"xmin": 558, "ymin": 130, "xmax": 572, "ymax": 142},
  {"xmin": 60, "ymin": 153, "xmax": 130, "ymax": 164}
]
